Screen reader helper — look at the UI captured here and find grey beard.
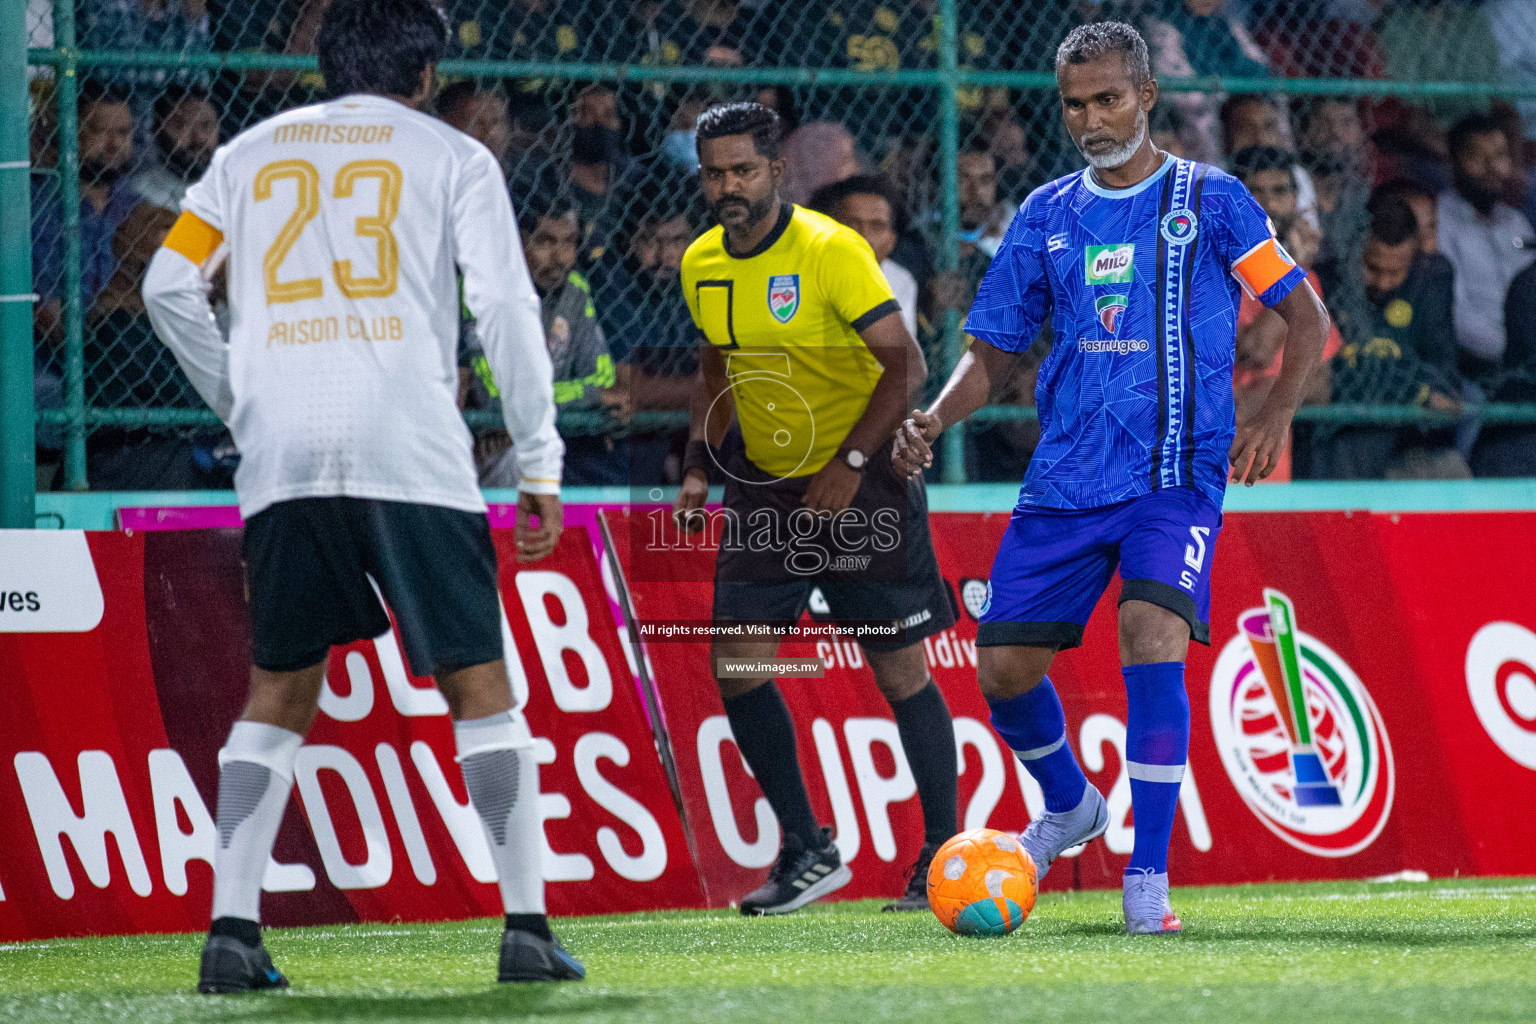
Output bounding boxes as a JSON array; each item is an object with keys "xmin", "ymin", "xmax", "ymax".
[{"xmin": 1078, "ymin": 112, "xmax": 1149, "ymax": 170}]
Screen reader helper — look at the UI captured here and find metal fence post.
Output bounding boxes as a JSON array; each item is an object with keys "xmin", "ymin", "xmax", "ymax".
[
  {"xmin": 0, "ymin": 0, "xmax": 34, "ymax": 526},
  {"xmin": 53, "ymin": 0, "xmax": 84, "ymax": 491},
  {"xmin": 937, "ymin": 0, "xmax": 964, "ymax": 483}
]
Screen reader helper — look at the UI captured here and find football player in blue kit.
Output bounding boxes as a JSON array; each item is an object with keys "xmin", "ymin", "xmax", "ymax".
[{"xmin": 893, "ymin": 22, "xmax": 1330, "ymax": 933}]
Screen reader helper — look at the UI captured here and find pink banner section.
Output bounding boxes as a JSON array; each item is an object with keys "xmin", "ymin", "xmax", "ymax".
[
  {"xmin": 117, "ymin": 505, "xmax": 243, "ymax": 531},
  {"xmin": 117, "ymin": 501, "xmax": 638, "ymax": 535}
]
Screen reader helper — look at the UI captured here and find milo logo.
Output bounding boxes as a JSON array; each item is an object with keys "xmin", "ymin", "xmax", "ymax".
[{"xmin": 1085, "ymin": 244, "xmax": 1134, "ymax": 284}]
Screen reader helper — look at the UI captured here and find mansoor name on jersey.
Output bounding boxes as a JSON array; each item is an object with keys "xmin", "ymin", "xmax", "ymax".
[{"xmin": 1208, "ymin": 588, "xmax": 1394, "ymax": 857}]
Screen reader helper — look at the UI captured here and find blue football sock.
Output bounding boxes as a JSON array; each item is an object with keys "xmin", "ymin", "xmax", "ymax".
[
  {"xmin": 1123, "ymin": 661, "xmax": 1190, "ymax": 874},
  {"xmin": 986, "ymin": 677, "xmax": 1088, "ymax": 814}
]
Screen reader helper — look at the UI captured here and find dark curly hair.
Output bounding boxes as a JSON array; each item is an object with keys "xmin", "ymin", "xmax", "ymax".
[
  {"xmin": 695, "ymin": 102, "xmax": 783, "ymax": 161},
  {"xmin": 318, "ymin": 0, "xmax": 446, "ymax": 100}
]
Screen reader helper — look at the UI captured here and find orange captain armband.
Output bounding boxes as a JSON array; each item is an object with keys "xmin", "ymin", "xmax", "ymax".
[
  {"xmin": 1231, "ymin": 236, "xmax": 1297, "ymax": 301},
  {"xmin": 162, "ymin": 211, "xmax": 224, "ymax": 266}
]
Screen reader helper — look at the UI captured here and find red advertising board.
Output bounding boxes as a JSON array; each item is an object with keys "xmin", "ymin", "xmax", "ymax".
[
  {"xmin": 604, "ymin": 506, "xmax": 1536, "ymax": 909},
  {"xmin": 3, "ymin": 505, "xmax": 1536, "ymax": 942},
  {"xmin": 1369, "ymin": 513, "xmax": 1536, "ymax": 875},
  {"xmin": 0, "ymin": 528, "xmax": 701, "ymax": 942}
]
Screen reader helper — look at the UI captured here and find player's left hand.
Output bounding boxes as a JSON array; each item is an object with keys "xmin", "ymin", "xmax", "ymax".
[
  {"xmin": 515, "ymin": 490, "xmax": 563, "ymax": 562},
  {"xmin": 1229, "ymin": 401, "xmax": 1294, "ymax": 486},
  {"xmin": 802, "ymin": 459, "xmax": 863, "ymax": 514}
]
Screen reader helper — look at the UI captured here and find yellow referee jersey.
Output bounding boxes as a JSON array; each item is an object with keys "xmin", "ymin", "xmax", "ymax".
[{"xmin": 682, "ymin": 204, "xmax": 900, "ymax": 478}]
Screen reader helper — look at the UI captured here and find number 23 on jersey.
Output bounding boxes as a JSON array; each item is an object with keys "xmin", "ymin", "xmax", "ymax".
[{"xmin": 254, "ymin": 158, "xmax": 402, "ymax": 305}]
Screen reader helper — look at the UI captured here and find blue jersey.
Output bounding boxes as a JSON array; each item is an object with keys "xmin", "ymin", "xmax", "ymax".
[{"xmin": 965, "ymin": 154, "xmax": 1307, "ymax": 511}]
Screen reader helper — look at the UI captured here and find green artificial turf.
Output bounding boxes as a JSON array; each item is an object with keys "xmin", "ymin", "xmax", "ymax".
[{"xmin": 3, "ymin": 878, "xmax": 1534, "ymax": 1023}]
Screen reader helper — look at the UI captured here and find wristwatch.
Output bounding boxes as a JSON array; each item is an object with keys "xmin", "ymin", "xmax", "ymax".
[{"xmin": 840, "ymin": 448, "xmax": 867, "ymax": 471}]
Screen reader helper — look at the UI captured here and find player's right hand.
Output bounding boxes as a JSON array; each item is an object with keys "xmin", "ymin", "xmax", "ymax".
[
  {"xmin": 516, "ymin": 490, "xmax": 563, "ymax": 562},
  {"xmin": 673, "ymin": 469, "xmax": 710, "ymax": 535},
  {"xmin": 892, "ymin": 409, "xmax": 941, "ymax": 479}
]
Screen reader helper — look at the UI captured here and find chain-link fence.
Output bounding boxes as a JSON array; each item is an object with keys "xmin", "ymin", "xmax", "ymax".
[{"xmin": 19, "ymin": 0, "xmax": 1536, "ymax": 491}]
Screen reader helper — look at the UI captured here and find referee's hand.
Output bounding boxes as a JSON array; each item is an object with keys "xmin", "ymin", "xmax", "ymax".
[
  {"xmin": 803, "ymin": 458, "xmax": 863, "ymax": 513},
  {"xmin": 673, "ymin": 469, "xmax": 710, "ymax": 534},
  {"xmin": 515, "ymin": 491, "xmax": 563, "ymax": 562},
  {"xmin": 892, "ymin": 409, "xmax": 940, "ymax": 480}
]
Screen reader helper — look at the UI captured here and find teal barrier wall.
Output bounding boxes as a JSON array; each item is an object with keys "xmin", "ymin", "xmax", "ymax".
[{"xmin": 29, "ymin": 480, "xmax": 1536, "ymax": 531}]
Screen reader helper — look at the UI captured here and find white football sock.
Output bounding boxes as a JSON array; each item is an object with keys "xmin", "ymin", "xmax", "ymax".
[
  {"xmin": 455, "ymin": 712, "xmax": 544, "ymax": 915},
  {"xmin": 210, "ymin": 721, "xmax": 303, "ymax": 924}
]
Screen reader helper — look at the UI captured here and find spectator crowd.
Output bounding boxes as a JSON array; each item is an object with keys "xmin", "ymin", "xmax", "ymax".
[{"xmin": 24, "ymin": 0, "xmax": 1536, "ymax": 489}]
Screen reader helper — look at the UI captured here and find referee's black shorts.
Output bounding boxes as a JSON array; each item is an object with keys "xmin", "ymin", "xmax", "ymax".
[
  {"xmin": 711, "ymin": 439, "xmax": 956, "ymax": 653},
  {"xmin": 242, "ymin": 497, "xmax": 504, "ymax": 676}
]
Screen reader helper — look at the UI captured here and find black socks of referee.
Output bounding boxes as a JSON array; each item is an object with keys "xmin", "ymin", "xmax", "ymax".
[
  {"xmin": 723, "ymin": 679, "xmax": 960, "ymax": 850},
  {"xmin": 890, "ymin": 680, "xmax": 958, "ymax": 844},
  {"xmin": 722, "ymin": 683, "xmax": 823, "ymax": 848}
]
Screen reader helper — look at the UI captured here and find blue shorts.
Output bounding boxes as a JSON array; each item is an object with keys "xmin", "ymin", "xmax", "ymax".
[{"xmin": 977, "ymin": 488, "xmax": 1223, "ymax": 650}]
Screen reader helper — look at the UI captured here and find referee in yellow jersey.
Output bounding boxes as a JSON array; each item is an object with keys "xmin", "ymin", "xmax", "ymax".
[{"xmin": 673, "ymin": 103, "xmax": 958, "ymax": 915}]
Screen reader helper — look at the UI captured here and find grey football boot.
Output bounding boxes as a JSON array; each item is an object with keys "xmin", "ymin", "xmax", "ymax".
[
  {"xmin": 1123, "ymin": 867, "xmax": 1184, "ymax": 935},
  {"xmin": 1017, "ymin": 784, "xmax": 1110, "ymax": 881}
]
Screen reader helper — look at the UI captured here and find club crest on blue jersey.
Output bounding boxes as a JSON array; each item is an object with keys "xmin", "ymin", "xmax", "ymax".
[
  {"xmin": 1095, "ymin": 294, "xmax": 1128, "ymax": 333},
  {"xmin": 768, "ymin": 274, "xmax": 800, "ymax": 323},
  {"xmin": 1160, "ymin": 209, "xmax": 1199, "ymax": 245},
  {"xmin": 960, "ymin": 578, "xmax": 991, "ymax": 620}
]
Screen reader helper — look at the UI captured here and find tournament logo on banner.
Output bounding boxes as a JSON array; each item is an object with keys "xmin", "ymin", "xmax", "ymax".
[{"xmin": 1208, "ymin": 589, "xmax": 1394, "ymax": 857}]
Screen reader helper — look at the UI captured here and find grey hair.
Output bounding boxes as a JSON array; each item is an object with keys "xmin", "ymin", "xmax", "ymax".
[{"xmin": 1055, "ymin": 21, "xmax": 1152, "ymax": 90}]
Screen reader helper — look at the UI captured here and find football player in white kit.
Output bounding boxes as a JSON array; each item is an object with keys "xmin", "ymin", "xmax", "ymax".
[{"xmin": 142, "ymin": 0, "xmax": 581, "ymax": 990}]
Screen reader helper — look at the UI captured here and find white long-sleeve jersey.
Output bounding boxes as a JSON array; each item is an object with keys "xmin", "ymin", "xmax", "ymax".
[{"xmin": 143, "ymin": 93, "xmax": 562, "ymax": 519}]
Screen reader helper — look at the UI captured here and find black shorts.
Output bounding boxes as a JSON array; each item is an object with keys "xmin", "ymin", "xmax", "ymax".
[
  {"xmin": 243, "ymin": 497, "xmax": 503, "ymax": 676},
  {"xmin": 711, "ymin": 441, "xmax": 957, "ymax": 653}
]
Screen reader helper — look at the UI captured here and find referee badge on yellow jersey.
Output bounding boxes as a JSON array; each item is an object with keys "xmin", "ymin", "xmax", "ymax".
[{"xmin": 768, "ymin": 274, "xmax": 800, "ymax": 323}]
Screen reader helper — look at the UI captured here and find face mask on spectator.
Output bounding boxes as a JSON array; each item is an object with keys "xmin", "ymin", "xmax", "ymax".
[
  {"xmin": 572, "ymin": 125, "xmax": 626, "ymax": 165},
  {"xmin": 662, "ymin": 130, "xmax": 699, "ymax": 170}
]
